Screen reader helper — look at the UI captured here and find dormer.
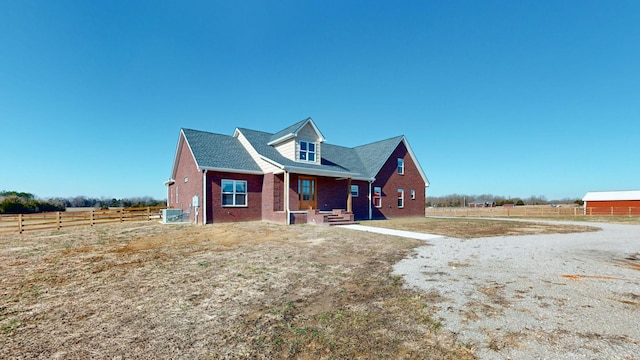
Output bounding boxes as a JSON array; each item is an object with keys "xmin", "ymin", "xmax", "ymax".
[{"xmin": 267, "ymin": 118, "xmax": 326, "ymax": 164}]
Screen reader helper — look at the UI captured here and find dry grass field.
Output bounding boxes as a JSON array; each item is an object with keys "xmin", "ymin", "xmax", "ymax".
[
  {"xmin": 0, "ymin": 218, "xmax": 596, "ymax": 359},
  {"xmin": 365, "ymin": 217, "xmax": 599, "ymax": 238}
]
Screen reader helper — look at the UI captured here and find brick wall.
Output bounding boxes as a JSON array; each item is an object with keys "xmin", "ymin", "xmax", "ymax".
[
  {"xmin": 351, "ymin": 180, "xmax": 370, "ymax": 220},
  {"xmin": 261, "ymin": 173, "xmax": 287, "ymax": 223},
  {"xmin": 316, "ymin": 177, "xmax": 349, "ymax": 211},
  {"xmin": 207, "ymin": 171, "xmax": 263, "ymax": 223},
  {"xmin": 371, "ymin": 141, "xmax": 426, "ymax": 219},
  {"xmin": 168, "ymin": 136, "xmax": 204, "ymax": 224}
]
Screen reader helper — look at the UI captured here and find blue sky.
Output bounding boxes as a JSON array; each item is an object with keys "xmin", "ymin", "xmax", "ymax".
[{"xmin": 1, "ymin": 1, "xmax": 638, "ymax": 200}]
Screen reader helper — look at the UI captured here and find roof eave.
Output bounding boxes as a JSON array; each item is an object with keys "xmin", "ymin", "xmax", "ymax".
[
  {"xmin": 266, "ymin": 118, "xmax": 327, "ymax": 146},
  {"xmin": 365, "ymin": 136, "xmax": 403, "ymax": 179},
  {"xmin": 282, "ymin": 165, "xmax": 367, "ymax": 180},
  {"xmin": 198, "ymin": 166, "xmax": 264, "ymax": 175},
  {"xmin": 366, "ymin": 136, "xmax": 429, "ymax": 186},
  {"xmin": 169, "ymin": 129, "xmax": 199, "ymax": 181},
  {"xmin": 267, "ymin": 134, "xmax": 296, "ymax": 146},
  {"xmin": 402, "ymin": 136, "xmax": 430, "ymax": 186},
  {"xmin": 305, "ymin": 118, "xmax": 327, "ymax": 143}
]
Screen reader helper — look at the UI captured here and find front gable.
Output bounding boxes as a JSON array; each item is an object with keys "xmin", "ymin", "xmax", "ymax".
[
  {"xmin": 168, "ymin": 130, "xmax": 193, "ymax": 183},
  {"xmin": 268, "ymin": 118, "xmax": 326, "ymax": 165},
  {"xmin": 370, "ymin": 140, "xmax": 427, "ymax": 219}
]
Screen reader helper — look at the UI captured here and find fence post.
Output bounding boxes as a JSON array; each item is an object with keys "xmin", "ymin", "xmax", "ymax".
[
  {"xmin": 18, "ymin": 213, "xmax": 23, "ymax": 233},
  {"xmin": 90, "ymin": 210, "xmax": 95, "ymax": 226},
  {"xmin": 147, "ymin": 207, "xmax": 151, "ymax": 221},
  {"xmin": 120, "ymin": 209, "xmax": 124, "ymax": 223},
  {"xmin": 57, "ymin": 212, "xmax": 62, "ymax": 230}
]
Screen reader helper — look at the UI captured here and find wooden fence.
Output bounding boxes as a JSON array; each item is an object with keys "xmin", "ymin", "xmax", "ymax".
[
  {"xmin": 425, "ymin": 205, "xmax": 640, "ymax": 218},
  {"xmin": 0, "ymin": 206, "xmax": 167, "ymax": 234}
]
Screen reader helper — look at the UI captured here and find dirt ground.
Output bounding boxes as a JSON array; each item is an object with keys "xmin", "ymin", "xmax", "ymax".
[
  {"xmin": 393, "ymin": 219, "xmax": 640, "ymax": 359},
  {"xmin": 0, "ymin": 218, "xmax": 598, "ymax": 359}
]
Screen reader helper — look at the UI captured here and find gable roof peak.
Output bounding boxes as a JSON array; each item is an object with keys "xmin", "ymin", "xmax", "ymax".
[
  {"xmin": 174, "ymin": 128, "xmax": 262, "ymax": 178},
  {"xmin": 267, "ymin": 117, "xmax": 326, "ymax": 145}
]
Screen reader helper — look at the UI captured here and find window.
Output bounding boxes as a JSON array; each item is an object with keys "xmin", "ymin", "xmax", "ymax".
[
  {"xmin": 222, "ymin": 179, "xmax": 247, "ymax": 206},
  {"xmin": 411, "ymin": 189, "xmax": 416, "ymax": 200},
  {"xmin": 350, "ymin": 185, "xmax": 359, "ymax": 197},
  {"xmin": 299, "ymin": 141, "xmax": 316, "ymax": 162},
  {"xmin": 397, "ymin": 158, "xmax": 404, "ymax": 175},
  {"xmin": 373, "ymin": 186, "xmax": 382, "ymax": 208},
  {"xmin": 398, "ymin": 189, "xmax": 404, "ymax": 208}
]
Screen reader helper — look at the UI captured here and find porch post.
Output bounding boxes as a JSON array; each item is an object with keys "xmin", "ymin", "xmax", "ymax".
[
  {"xmin": 285, "ymin": 171, "xmax": 290, "ymax": 225},
  {"xmin": 346, "ymin": 178, "xmax": 352, "ymax": 213}
]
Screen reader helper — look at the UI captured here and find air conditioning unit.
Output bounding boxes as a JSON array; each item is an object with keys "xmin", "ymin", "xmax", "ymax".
[{"xmin": 162, "ymin": 209, "xmax": 183, "ymax": 223}]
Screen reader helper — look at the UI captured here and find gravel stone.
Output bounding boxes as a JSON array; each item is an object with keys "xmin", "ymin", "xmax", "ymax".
[{"xmin": 393, "ymin": 220, "xmax": 640, "ymax": 360}]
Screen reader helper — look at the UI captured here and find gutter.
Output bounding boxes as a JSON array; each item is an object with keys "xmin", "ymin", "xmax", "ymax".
[
  {"xmin": 259, "ymin": 155, "xmax": 370, "ymax": 180},
  {"xmin": 281, "ymin": 165, "xmax": 367, "ymax": 180},
  {"xmin": 368, "ymin": 181, "xmax": 373, "ymax": 220},
  {"xmin": 198, "ymin": 166, "xmax": 263, "ymax": 175},
  {"xmin": 202, "ymin": 170, "xmax": 207, "ymax": 224}
]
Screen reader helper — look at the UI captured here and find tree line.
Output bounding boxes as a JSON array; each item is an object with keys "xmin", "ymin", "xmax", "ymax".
[
  {"xmin": 426, "ymin": 193, "xmax": 584, "ymax": 208},
  {"xmin": 0, "ymin": 191, "xmax": 166, "ymax": 215}
]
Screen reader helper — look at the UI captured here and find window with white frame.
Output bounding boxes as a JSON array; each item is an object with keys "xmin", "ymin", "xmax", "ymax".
[
  {"xmin": 221, "ymin": 179, "xmax": 247, "ymax": 206},
  {"xmin": 350, "ymin": 185, "xmax": 359, "ymax": 197},
  {"xmin": 373, "ymin": 186, "xmax": 382, "ymax": 208},
  {"xmin": 411, "ymin": 189, "xmax": 416, "ymax": 200},
  {"xmin": 299, "ymin": 141, "xmax": 316, "ymax": 162},
  {"xmin": 397, "ymin": 158, "xmax": 404, "ymax": 175},
  {"xmin": 397, "ymin": 189, "xmax": 404, "ymax": 208}
]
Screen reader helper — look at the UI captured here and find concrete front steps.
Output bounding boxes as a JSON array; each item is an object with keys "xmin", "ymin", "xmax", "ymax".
[{"xmin": 308, "ymin": 209, "xmax": 358, "ymax": 226}]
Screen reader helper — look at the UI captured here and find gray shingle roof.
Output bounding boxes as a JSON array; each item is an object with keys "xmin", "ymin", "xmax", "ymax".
[
  {"xmin": 178, "ymin": 125, "xmax": 409, "ymax": 181},
  {"xmin": 240, "ymin": 127, "xmax": 403, "ymax": 179},
  {"xmin": 268, "ymin": 118, "xmax": 310, "ymax": 144},
  {"xmin": 240, "ymin": 128, "xmax": 362, "ymax": 175},
  {"xmin": 353, "ymin": 136, "xmax": 404, "ymax": 177},
  {"xmin": 181, "ymin": 128, "xmax": 262, "ymax": 173}
]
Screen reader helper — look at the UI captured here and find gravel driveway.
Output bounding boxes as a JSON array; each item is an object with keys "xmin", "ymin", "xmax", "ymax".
[{"xmin": 393, "ymin": 220, "xmax": 640, "ymax": 360}]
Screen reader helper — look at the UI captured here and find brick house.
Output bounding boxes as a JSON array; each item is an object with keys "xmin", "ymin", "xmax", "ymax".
[{"xmin": 165, "ymin": 118, "xmax": 429, "ymax": 224}]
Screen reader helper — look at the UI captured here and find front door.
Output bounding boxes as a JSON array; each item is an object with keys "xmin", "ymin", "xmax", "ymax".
[{"xmin": 298, "ymin": 176, "xmax": 317, "ymax": 210}]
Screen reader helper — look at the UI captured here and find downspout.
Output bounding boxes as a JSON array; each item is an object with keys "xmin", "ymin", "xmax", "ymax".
[
  {"xmin": 202, "ymin": 170, "xmax": 207, "ymax": 224},
  {"xmin": 285, "ymin": 171, "xmax": 290, "ymax": 224},
  {"xmin": 368, "ymin": 180, "xmax": 373, "ymax": 220}
]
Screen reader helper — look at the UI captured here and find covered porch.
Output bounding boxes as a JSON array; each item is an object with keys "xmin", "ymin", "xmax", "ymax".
[{"xmin": 284, "ymin": 172, "xmax": 368, "ymax": 225}]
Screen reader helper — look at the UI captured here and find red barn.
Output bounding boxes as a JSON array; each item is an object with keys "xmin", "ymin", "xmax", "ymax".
[{"xmin": 582, "ymin": 190, "xmax": 640, "ymax": 216}]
